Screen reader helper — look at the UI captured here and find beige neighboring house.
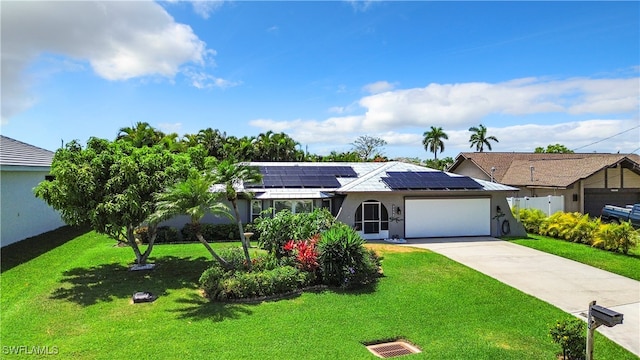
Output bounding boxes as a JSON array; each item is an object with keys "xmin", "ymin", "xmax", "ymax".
[
  {"xmin": 0, "ymin": 135, "xmax": 65, "ymax": 247},
  {"xmin": 449, "ymin": 152, "xmax": 640, "ymax": 217}
]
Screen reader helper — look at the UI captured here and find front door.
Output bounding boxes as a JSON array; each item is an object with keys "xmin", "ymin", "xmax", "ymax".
[
  {"xmin": 355, "ymin": 200, "xmax": 389, "ymax": 239},
  {"xmin": 363, "ymin": 202, "xmax": 380, "ymax": 234}
]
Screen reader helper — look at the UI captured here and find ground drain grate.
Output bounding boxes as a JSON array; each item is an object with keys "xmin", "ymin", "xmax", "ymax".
[{"xmin": 366, "ymin": 340, "xmax": 421, "ymax": 358}]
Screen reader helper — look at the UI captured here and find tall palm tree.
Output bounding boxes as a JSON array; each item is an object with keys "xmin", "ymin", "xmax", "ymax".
[
  {"xmin": 422, "ymin": 126, "xmax": 448, "ymax": 160},
  {"xmin": 468, "ymin": 124, "xmax": 499, "ymax": 152},
  {"xmin": 212, "ymin": 160, "xmax": 262, "ymax": 269},
  {"xmin": 197, "ymin": 128, "xmax": 227, "ymax": 159},
  {"xmin": 149, "ymin": 171, "xmax": 232, "ymax": 268},
  {"xmin": 116, "ymin": 122, "xmax": 164, "ymax": 147}
]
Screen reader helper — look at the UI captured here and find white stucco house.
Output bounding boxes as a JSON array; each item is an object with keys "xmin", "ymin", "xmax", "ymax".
[
  {"xmin": 163, "ymin": 161, "xmax": 526, "ymax": 238},
  {"xmin": 0, "ymin": 136, "xmax": 65, "ymax": 247}
]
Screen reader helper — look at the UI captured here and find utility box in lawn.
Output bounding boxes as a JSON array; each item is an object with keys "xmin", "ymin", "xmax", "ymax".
[{"xmin": 132, "ymin": 292, "xmax": 157, "ymax": 303}]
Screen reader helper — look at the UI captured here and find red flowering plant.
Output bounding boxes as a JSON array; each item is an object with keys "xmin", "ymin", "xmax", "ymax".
[{"xmin": 282, "ymin": 234, "xmax": 319, "ymax": 272}]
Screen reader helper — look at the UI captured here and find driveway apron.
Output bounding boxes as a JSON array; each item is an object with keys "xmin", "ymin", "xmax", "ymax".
[{"xmin": 400, "ymin": 237, "xmax": 640, "ymax": 356}]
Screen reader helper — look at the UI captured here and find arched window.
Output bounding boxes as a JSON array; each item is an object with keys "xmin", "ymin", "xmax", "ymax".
[{"xmin": 354, "ymin": 200, "xmax": 389, "ymax": 234}]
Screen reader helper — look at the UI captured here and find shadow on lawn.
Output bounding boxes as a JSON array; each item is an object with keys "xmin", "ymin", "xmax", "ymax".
[
  {"xmin": 170, "ymin": 293, "xmax": 254, "ymax": 322},
  {"xmin": 1, "ymin": 225, "xmax": 90, "ymax": 273},
  {"xmin": 50, "ymin": 255, "xmax": 211, "ymax": 306}
]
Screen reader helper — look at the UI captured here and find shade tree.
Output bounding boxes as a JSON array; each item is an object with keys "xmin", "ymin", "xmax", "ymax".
[{"xmin": 35, "ymin": 138, "xmax": 206, "ymax": 265}]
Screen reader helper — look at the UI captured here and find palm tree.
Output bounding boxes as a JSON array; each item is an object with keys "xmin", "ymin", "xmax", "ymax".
[
  {"xmin": 149, "ymin": 171, "xmax": 232, "ymax": 268},
  {"xmin": 468, "ymin": 124, "xmax": 499, "ymax": 152},
  {"xmin": 212, "ymin": 160, "xmax": 263, "ymax": 269},
  {"xmin": 422, "ymin": 126, "xmax": 448, "ymax": 160},
  {"xmin": 117, "ymin": 122, "xmax": 164, "ymax": 147},
  {"xmin": 160, "ymin": 133, "xmax": 186, "ymax": 153},
  {"xmin": 197, "ymin": 128, "xmax": 227, "ymax": 159}
]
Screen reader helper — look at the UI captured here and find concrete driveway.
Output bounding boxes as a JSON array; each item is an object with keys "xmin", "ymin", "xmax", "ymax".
[{"xmin": 399, "ymin": 237, "xmax": 640, "ymax": 356}]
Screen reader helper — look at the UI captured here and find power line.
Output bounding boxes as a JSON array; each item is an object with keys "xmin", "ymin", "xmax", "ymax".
[{"xmin": 572, "ymin": 125, "xmax": 640, "ymax": 151}]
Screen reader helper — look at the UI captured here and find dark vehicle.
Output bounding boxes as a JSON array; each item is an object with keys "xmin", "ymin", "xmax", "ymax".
[{"xmin": 600, "ymin": 204, "xmax": 640, "ymax": 227}]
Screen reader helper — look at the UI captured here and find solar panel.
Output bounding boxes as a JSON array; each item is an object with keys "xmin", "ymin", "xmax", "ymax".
[
  {"xmin": 382, "ymin": 172, "xmax": 483, "ymax": 190},
  {"xmin": 247, "ymin": 165, "xmax": 352, "ymax": 188}
]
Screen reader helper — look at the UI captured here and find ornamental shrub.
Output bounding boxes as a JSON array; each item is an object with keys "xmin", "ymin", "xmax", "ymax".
[
  {"xmin": 593, "ymin": 221, "xmax": 639, "ymax": 254},
  {"xmin": 317, "ymin": 223, "xmax": 381, "ymax": 288},
  {"xmin": 283, "ymin": 234, "xmax": 320, "ymax": 272},
  {"xmin": 256, "ymin": 208, "xmax": 335, "ymax": 258},
  {"xmin": 181, "ymin": 223, "xmax": 249, "ymax": 242},
  {"xmin": 200, "ymin": 265, "xmax": 313, "ymax": 301},
  {"xmin": 155, "ymin": 226, "xmax": 180, "ymax": 243},
  {"xmin": 549, "ymin": 318, "xmax": 586, "ymax": 360},
  {"xmin": 135, "ymin": 226, "xmax": 180, "ymax": 243},
  {"xmin": 518, "ymin": 208, "xmax": 547, "ymax": 233},
  {"xmin": 199, "ymin": 265, "xmax": 227, "ymax": 299}
]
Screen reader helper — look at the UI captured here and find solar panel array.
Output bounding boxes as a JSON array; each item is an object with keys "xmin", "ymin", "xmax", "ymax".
[
  {"xmin": 381, "ymin": 171, "xmax": 483, "ymax": 190},
  {"xmin": 246, "ymin": 165, "xmax": 357, "ymax": 189}
]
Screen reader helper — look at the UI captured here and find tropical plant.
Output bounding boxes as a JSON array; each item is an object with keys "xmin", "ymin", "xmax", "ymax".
[
  {"xmin": 283, "ymin": 235, "xmax": 320, "ymax": 272},
  {"xmin": 317, "ymin": 223, "xmax": 381, "ymax": 288},
  {"xmin": 34, "ymin": 138, "xmax": 197, "ymax": 265},
  {"xmin": 422, "ymin": 126, "xmax": 448, "ymax": 160},
  {"xmin": 549, "ymin": 318, "xmax": 586, "ymax": 360},
  {"xmin": 468, "ymin": 124, "xmax": 499, "ymax": 152},
  {"xmin": 212, "ymin": 160, "xmax": 263, "ymax": 269},
  {"xmin": 534, "ymin": 144, "xmax": 574, "ymax": 154},
  {"xmin": 593, "ymin": 221, "xmax": 639, "ymax": 254},
  {"xmin": 159, "ymin": 133, "xmax": 186, "ymax": 153},
  {"xmin": 424, "ymin": 156, "xmax": 454, "ymax": 171},
  {"xmin": 309, "ymin": 150, "xmax": 362, "ymax": 162},
  {"xmin": 255, "ymin": 208, "xmax": 335, "ymax": 259},
  {"xmin": 116, "ymin": 122, "xmax": 164, "ymax": 148},
  {"xmin": 516, "ymin": 208, "xmax": 547, "ymax": 234},
  {"xmin": 610, "ymin": 221, "xmax": 639, "ymax": 254},
  {"xmin": 197, "ymin": 128, "xmax": 227, "ymax": 159},
  {"xmin": 149, "ymin": 170, "xmax": 232, "ymax": 268}
]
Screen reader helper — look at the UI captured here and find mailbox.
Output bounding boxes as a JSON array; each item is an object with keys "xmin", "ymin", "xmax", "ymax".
[{"xmin": 590, "ymin": 304, "xmax": 623, "ymax": 327}]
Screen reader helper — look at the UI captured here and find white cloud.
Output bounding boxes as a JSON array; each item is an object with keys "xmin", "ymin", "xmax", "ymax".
[
  {"xmin": 1, "ymin": 1, "xmax": 216, "ymax": 123},
  {"xmin": 355, "ymin": 76, "xmax": 639, "ymax": 131},
  {"xmin": 345, "ymin": 0, "xmax": 378, "ymax": 12},
  {"xmin": 249, "ymin": 75, "xmax": 639, "ymax": 157},
  {"xmin": 250, "ymin": 116, "xmax": 365, "ymax": 145},
  {"xmin": 362, "ymin": 80, "xmax": 396, "ymax": 94},
  {"xmin": 183, "ymin": 69, "xmax": 240, "ymax": 89},
  {"xmin": 190, "ymin": 0, "xmax": 224, "ymax": 19}
]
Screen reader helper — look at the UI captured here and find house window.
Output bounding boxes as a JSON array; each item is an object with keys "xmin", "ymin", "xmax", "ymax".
[
  {"xmin": 251, "ymin": 200, "xmax": 262, "ymax": 222},
  {"xmin": 273, "ymin": 200, "xmax": 313, "ymax": 215},
  {"xmin": 354, "ymin": 200, "xmax": 389, "ymax": 234}
]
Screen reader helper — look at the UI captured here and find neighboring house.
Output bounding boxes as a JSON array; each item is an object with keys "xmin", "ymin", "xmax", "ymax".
[
  {"xmin": 164, "ymin": 161, "xmax": 525, "ymax": 238},
  {"xmin": 0, "ymin": 136, "xmax": 65, "ymax": 247},
  {"xmin": 449, "ymin": 152, "xmax": 640, "ymax": 217}
]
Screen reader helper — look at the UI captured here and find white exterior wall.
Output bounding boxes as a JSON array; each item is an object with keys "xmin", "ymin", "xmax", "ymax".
[
  {"xmin": 1, "ymin": 169, "xmax": 65, "ymax": 247},
  {"xmin": 337, "ymin": 191, "xmax": 526, "ymax": 238}
]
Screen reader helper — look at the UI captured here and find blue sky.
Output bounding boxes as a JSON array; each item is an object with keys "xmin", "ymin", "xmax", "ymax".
[{"xmin": 2, "ymin": 1, "xmax": 639, "ymax": 159}]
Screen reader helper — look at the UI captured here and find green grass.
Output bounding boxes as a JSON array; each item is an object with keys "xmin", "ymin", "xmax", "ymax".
[
  {"xmin": 1, "ymin": 229, "xmax": 635, "ymax": 359},
  {"xmin": 509, "ymin": 234, "xmax": 640, "ymax": 281}
]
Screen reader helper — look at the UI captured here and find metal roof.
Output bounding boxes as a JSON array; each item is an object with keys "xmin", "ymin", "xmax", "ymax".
[
  {"xmin": 245, "ymin": 161, "xmax": 518, "ymax": 193},
  {"xmin": 0, "ymin": 135, "xmax": 54, "ymax": 168}
]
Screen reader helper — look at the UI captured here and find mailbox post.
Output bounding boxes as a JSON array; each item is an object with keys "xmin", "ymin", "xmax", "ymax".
[{"xmin": 586, "ymin": 300, "xmax": 624, "ymax": 360}]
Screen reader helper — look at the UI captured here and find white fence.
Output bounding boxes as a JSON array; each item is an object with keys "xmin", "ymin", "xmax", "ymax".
[{"xmin": 507, "ymin": 195, "xmax": 564, "ymax": 217}]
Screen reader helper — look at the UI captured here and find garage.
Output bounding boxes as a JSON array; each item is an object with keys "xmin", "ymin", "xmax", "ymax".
[{"xmin": 405, "ymin": 198, "xmax": 491, "ymax": 238}]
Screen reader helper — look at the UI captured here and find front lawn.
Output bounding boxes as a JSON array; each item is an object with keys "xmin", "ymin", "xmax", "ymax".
[
  {"xmin": 510, "ymin": 234, "xmax": 640, "ymax": 281},
  {"xmin": 1, "ymin": 228, "xmax": 635, "ymax": 359}
]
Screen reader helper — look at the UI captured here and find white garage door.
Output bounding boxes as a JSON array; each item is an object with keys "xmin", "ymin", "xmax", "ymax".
[{"xmin": 405, "ymin": 198, "xmax": 490, "ymax": 238}]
